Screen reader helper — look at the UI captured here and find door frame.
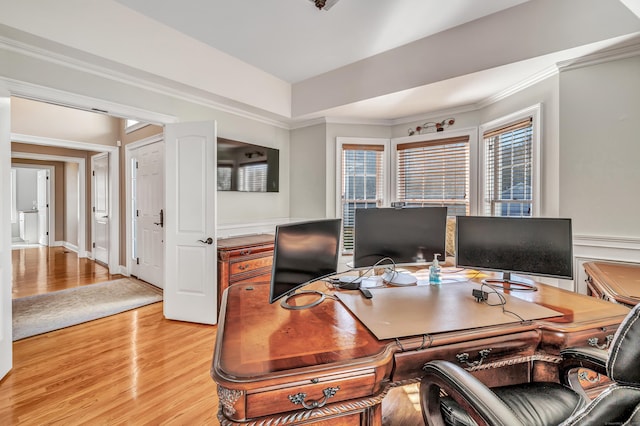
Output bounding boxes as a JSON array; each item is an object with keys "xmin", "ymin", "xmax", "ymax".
[
  {"xmin": 124, "ymin": 133, "xmax": 164, "ymax": 278},
  {"xmin": 9, "ymin": 163, "xmax": 55, "ymax": 246},
  {"xmin": 11, "ymin": 134, "xmax": 119, "ymax": 273},
  {"xmin": 90, "ymin": 152, "xmax": 110, "ymax": 265}
]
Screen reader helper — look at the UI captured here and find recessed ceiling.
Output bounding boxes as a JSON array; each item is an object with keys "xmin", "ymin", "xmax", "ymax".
[{"xmin": 114, "ymin": 0, "xmax": 530, "ymax": 83}]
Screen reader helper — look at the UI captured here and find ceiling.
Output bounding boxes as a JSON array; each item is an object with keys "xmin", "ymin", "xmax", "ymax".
[
  {"xmin": 1, "ymin": 1, "xmax": 639, "ymax": 124},
  {"xmin": 112, "ymin": 0, "xmax": 640, "ymax": 123}
]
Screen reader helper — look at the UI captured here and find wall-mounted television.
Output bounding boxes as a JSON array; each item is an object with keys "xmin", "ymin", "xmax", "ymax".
[
  {"xmin": 456, "ymin": 216, "xmax": 573, "ymax": 290},
  {"xmin": 217, "ymin": 137, "xmax": 279, "ymax": 192},
  {"xmin": 353, "ymin": 207, "xmax": 447, "ymax": 268}
]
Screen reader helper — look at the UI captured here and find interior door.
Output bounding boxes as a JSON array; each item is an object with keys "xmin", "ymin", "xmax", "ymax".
[
  {"xmin": 164, "ymin": 121, "xmax": 217, "ymax": 324},
  {"xmin": 0, "ymin": 90, "xmax": 12, "ymax": 379},
  {"xmin": 37, "ymin": 169, "xmax": 49, "ymax": 246},
  {"xmin": 92, "ymin": 153, "xmax": 109, "ymax": 265},
  {"xmin": 136, "ymin": 141, "xmax": 165, "ymax": 288}
]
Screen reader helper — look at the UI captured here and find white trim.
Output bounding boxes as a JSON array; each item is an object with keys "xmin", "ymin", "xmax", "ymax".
[
  {"xmin": 11, "ymin": 133, "xmax": 118, "ymax": 153},
  {"xmin": 478, "ymin": 104, "xmax": 541, "ymax": 217},
  {"xmin": 557, "ymin": 39, "xmax": 640, "ymax": 72},
  {"xmin": 479, "ymin": 67, "xmax": 558, "ymax": 109},
  {"xmin": 216, "ymin": 218, "xmax": 290, "ymax": 239},
  {"xmin": 573, "ymin": 234, "xmax": 640, "ymax": 294}
]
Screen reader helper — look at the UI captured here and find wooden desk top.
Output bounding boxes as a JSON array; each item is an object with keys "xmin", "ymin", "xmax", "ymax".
[
  {"xmin": 585, "ymin": 261, "xmax": 640, "ymax": 306},
  {"xmin": 212, "ymin": 271, "xmax": 629, "ymax": 388}
]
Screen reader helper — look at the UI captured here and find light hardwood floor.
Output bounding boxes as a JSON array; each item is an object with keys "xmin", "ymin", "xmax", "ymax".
[{"xmin": 2, "ymin": 246, "xmax": 422, "ymax": 425}]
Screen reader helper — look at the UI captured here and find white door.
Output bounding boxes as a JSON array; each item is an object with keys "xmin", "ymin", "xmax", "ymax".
[
  {"xmin": 37, "ymin": 169, "xmax": 49, "ymax": 246},
  {"xmin": 164, "ymin": 121, "xmax": 217, "ymax": 324},
  {"xmin": 136, "ymin": 141, "xmax": 165, "ymax": 288},
  {"xmin": 92, "ymin": 153, "xmax": 109, "ymax": 265},
  {"xmin": 0, "ymin": 90, "xmax": 12, "ymax": 379}
]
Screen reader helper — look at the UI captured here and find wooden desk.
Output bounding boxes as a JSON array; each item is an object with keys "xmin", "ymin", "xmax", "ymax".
[
  {"xmin": 584, "ymin": 261, "xmax": 640, "ymax": 308},
  {"xmin": 211, "ymin": 273, "xmax": 629, "ymax": 425}
]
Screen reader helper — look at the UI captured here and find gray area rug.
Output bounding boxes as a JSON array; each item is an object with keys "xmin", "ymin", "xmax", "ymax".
[{"xmin": 13, "ymin": 278, "xmax": 163, "ymax": 341}]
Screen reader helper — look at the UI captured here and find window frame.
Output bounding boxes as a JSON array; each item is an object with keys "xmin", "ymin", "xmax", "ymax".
[
  {"xmin": 335, "ymin": 137, "xmax": 390, "ymax": 254},
  {"xmin": 478, "ymin": 104, "xmax": 541, "ymax": 217}
]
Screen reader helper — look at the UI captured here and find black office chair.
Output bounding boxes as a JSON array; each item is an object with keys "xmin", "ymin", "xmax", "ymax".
[{"xmin": 420, "ymin": 302, "xmax": 640, "ymax": 426}]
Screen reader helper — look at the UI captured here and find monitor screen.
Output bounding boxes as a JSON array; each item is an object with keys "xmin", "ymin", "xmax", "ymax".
[
  {"xmin": 269, "ymin": 219, "xmax": 342, "ymax": 304},
  {"xmin": 455, "ymin": 216, "xmax": 573, "ymax": 280},
  {"xmin": 353, "ymin": 207, "xmax": 447, "ymax": 268}
]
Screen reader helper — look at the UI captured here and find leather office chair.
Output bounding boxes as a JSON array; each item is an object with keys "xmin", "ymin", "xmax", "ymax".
[{"xmin": 420, "ymin": 302, "xmax": 640, "ymax": 426}]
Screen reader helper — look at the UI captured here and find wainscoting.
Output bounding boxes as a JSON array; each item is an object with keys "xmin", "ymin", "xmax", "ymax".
[{"xmin": 573, "ymin": 235, "xmax": 640, "ymax": 294}]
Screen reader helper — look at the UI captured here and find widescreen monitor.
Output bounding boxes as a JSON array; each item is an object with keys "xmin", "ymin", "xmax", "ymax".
[
  {"xmin": 456, "ymin": 216, "xmax": 573, "ymax": 289},
  {"xmin": 269, "ymin": 218, "xmax": 342, "ymax": 309},
  {"xmin": 353, "ymin": 207, "xmax": 447, "ymax": 268}
]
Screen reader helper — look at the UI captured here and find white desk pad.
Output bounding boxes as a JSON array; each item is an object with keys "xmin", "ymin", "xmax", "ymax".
[{"xmin": 335, "ymin": 282, "xmax": 562, "ymax": 340}]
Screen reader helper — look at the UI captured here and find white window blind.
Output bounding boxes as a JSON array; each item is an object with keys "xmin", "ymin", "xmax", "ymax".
[
  {"xmin": 238, "ymin": 162, "xmax": 267, "ymax": 192},
  {"xmin": 483, "ymin": 118, "xmax": 533, "ymax": 217},
  {"xmin": 396, "ymin": 136, "xmax": 469, "ymax": 216},
  {"xmin": 217, "ymin": 165, "xmax": 232, "ymax": 191},
  {"xmin": 341, "ymin": 144, "xmax": 385, "ymax": 253}
]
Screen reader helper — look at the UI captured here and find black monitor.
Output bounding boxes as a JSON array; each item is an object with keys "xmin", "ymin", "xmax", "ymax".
[
  {"xmin": 455, "ymin": 216, "xmax": 573, "ymax": 290},
  {"xmin": 353, "ymin": 207, "xmax": 447, "ymax": 268},
  {"xmin": 269, "ymin": 218, "xmax": 342, "ymax": 309}
]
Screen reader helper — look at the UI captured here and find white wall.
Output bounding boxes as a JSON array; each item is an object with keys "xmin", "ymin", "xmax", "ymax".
[
  {"xmin": 11, "ymin": 167, "xmax": 38, "ymax": 238},
  {"xmin": 559, "ymin": 55, "xmax": 640, "ymax": 238}
]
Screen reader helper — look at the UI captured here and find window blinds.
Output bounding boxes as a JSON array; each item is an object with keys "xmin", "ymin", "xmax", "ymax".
[
  {"xmin": 341, "ymin": 144, "xmax": 385, "ymax": 253},
  {"xmin": 483, "ymin": 118, "xmax": 533, "ymax": 217},
  {"xmin": 239, "ymin": 162, "xmax": 267, "ymax": 192},
  {"xmin": 396, "ymin": 136, "xmax": 469, "ymax": 216}
]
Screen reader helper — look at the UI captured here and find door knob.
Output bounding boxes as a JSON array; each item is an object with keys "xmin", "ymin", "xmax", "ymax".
[
  {"xmin": 154, "ymin": 209, "xmax": 164, "ymax": 227},
  {"xmin": 198, "ymin": 237, "xmax": 214, "ymax": 245}
]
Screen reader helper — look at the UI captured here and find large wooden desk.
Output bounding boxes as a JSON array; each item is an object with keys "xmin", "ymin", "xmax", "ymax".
[
  {"xmin": 211, "ymin": 272, "xmax": 629, "ymax": 425},
  {"xmin": 584, "ymin": 261, "xmax": 640, "ymax": 308}
]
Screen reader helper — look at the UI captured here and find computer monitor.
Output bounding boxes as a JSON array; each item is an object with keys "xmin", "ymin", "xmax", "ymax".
[
  {"xmin": 353, "ymin": 207, "xmax": 447, "ymax": 268},
  {"xmin": 269, "ymin": 218, "xmax": 342, "ymax": 309},
  {"xmin": 455, "ymin": 216, "xmax": 573, "ymax": 290}
]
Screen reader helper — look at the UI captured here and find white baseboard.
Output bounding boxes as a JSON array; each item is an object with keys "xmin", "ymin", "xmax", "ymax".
[{"xmin": 61, "ymin": 241, "xmax": 79, "ymax": 253}]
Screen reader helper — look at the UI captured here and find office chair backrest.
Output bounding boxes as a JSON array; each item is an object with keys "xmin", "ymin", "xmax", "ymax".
[{"xmin": 607, "ymin": 303, "xmax": 640, "ymax": 385}]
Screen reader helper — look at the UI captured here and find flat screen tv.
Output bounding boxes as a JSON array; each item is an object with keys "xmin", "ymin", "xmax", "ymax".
[
  {"xmin": 269, "ymin": 218, "xmax": 342, "ymax": 310},
  {"xmin": 456, "ymin": 216, "xmax": 573, "ymax": 290},
  {"xmin": 353, "ymin": 207, "xmax": 447, "ymax": 268},
  {"xmin": 217, "ymin": 137, "xmax": 279, "ymax": 192}
]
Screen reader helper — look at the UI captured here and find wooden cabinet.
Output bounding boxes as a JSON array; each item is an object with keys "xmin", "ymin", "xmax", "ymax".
[{"xmin": 217, "ymin": 234, "xmax": 274, "ymax": 309}]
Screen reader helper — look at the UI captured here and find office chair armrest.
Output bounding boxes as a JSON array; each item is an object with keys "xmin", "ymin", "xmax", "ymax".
[
  {"xmin": 559, "ymin": 346, "xmax": 608, "ymax": 401},
  {"xmin": 421, "ymin": 360, "xmax": 524, "ymax": 426}
]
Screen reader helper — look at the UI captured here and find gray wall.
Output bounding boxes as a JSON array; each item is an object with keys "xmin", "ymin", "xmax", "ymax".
[{"xmin": 559, "ymin": 55, "xmax": 640, "ymax": 238}]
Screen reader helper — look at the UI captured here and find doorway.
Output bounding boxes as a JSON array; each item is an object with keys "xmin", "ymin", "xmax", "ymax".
[
  {"xmin": 128, "ymin": 139, "xmax": 165, "ymax": 288},
  {"xmin": 10, "ymin": 165, "xmax": 54, "ymax": 249}
]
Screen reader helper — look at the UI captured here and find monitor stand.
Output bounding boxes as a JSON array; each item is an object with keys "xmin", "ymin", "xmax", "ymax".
[
  {"xmin": 280, "ymin": 290, "xmax": 326, "ymax": 310},
  {"xmin": 482, "ymin": 272, "xmax": 537, "ymax": 291}
]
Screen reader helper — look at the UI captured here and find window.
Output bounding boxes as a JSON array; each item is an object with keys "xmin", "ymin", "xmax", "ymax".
[
  {"xmin": 480, "ymin": 105, "xmax": 540, "ymax": 217},
  {"xmin": 337, "ymin": 139, "xmax": 388, "ymax": 253},
  {"xmin": 125, "ymin": 119, "xmax": 149, "ymax": 134},
  {"xmin": 217, "ymin": 164, "xmax": 233, "ymax": 191},
  {"xmin": 395, "ymin": 136, "xmax": 470, "ymax": 216}
]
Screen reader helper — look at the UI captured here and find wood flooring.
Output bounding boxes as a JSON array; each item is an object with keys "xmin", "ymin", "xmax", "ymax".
[{"xmin": 2, "ymin": 246, "xmax": 423, "ymax": 425}]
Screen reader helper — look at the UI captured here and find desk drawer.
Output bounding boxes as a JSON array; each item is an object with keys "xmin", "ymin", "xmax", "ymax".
[
  {"xmin": 230, "ymin": 255, "xmax": 273, "ymax": 276},
  {"xmin": 246, "ymin": 372, "xmax": 376, "ymax": 419},
  {"xmin": 393, "ymin": 330, "xmax": 540, "ymax": 385},
  {"xmin": 226, "ymin": 244, "xmax": 274, "ymax": 259},
  {"xmin": 542, "ymin": 325, "xmax": 619, "ymax": 353}
]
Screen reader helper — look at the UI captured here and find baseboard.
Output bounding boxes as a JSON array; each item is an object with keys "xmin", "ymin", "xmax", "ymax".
[{"xmin": 61, "ymin": 241, "xmax": 79, "ymax": 253}]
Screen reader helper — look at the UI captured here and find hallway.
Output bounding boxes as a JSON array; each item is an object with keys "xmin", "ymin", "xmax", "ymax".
[{"xmin": 11, "ymin": 246, "xmax": 121, "ymax": 298}]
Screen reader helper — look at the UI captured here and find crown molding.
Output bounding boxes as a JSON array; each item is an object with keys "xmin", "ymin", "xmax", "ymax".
[
  {"xmin": 557, "ymin": 39, "xmax": 640, "ymax": 72},
  {"xmin": 0, "ymin": 34, "xmax": 291, "ymax": 129}
]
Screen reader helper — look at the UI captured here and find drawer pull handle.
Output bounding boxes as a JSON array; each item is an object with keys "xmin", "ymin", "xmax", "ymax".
[
  {"xmin": 588, "ymin": 335, "xmax": 614, "ymax": 350},
  {"xmin": 240, "ymin": 249, "xmax": 251, "ymax": 255},
  {"xmin": 288, "ymin": 386, "xmax": 340, "ymax": 410},
  {"xmin": 456, "ymin": 349, "xmax": 492, "ymax": 367},
  {"xmin": 238, "ymin": 264, "xmax": 249, "ymax": 270},
  {"xmin": 578, "ymin": 370, "xmax": 602, "ymax": 383}
]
